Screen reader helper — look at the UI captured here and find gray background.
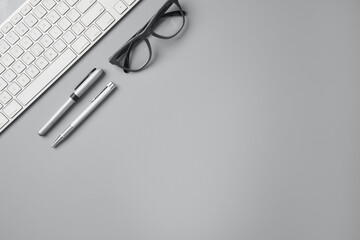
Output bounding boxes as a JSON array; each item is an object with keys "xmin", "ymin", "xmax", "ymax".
[{"xmin": 1, "ymin": 0, "xmax": 360, "ymax": 239}]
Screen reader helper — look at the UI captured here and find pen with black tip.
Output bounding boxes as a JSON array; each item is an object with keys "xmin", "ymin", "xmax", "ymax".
[
  {"xmin": 52, "ymin": 82, "xmax": 117, "ymax": 148},
  {"xmin": 38, "ymin": 68, "xmax": 104, "ymax": 136}
]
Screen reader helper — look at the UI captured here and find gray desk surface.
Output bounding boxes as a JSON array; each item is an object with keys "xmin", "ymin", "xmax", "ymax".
[{"xmin": 1, "ymin": 0, "xmax": 360, "ymax": 239}]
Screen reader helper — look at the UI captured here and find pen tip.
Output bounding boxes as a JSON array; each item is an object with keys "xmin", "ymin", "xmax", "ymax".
[{"xmin": 52, "ymin": 136, "xmax": 63, "ymax": 148}]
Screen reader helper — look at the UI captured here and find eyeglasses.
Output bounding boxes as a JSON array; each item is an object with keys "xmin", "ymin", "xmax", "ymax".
[{"xmin": 109, "ymin": 0, "xmax": 187, "ymax": 73}]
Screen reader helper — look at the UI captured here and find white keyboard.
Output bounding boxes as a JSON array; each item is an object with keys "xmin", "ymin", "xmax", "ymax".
[{"xmin": 0, "ymin": 0, "xmax": 139, "ymax": 133}]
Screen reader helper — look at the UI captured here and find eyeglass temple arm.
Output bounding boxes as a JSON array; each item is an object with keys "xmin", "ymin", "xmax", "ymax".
[{"xmin": 161, "ymin": 10, "xmax": 187, "ymax": 18}]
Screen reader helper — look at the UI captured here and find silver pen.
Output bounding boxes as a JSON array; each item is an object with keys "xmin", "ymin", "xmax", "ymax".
[
  {"xmin": 52, "ymin": 82, "xmax": 117, "ymax": 148},
  {"xmin": 38, "ymin": 68, "xmax": 104, "ymax": 136}
]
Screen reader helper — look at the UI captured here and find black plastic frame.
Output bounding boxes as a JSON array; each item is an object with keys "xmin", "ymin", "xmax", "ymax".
[{"xmin": 109, "ymin": 0, "xmax": 186, "ymax": 73}]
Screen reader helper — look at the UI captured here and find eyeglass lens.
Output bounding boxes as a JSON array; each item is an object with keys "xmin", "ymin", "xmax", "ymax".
[
  {"xmin": 151, "ymin": 2, "xmax": 185, "ymax": 38},
  {"xmin": 124, "ymin": 39, "xmax": 151, "ymax": 72}
]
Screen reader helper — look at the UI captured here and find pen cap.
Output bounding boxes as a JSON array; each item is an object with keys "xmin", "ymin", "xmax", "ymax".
[{"xmin": 74, "ymin": 68, "xmax": 104, "ymax": 97}]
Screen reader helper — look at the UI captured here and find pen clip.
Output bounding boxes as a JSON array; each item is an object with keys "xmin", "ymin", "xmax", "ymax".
[
  {"xmin": 91, "ymin": 86, "xmax": 108, "ymax": 102},
  {"xmin": 74, "ymin": 68, "xmax": 96, "ymax": 90}
]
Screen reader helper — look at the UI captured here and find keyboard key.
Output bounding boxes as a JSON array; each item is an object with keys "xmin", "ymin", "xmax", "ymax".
[
  {"xmin": 76, "ymin": 0, "xmax": 96, "ymax": 13},
  {"xmin": 40, "ymin": 35, "xmax": 53, "ymax": 48},
  {"xmin": 1, "ymin": 22, "xmax": 13, "ymax": 34},
  {"xmin": 0, "ymin": 64, "xmax": 5, "ymax": 74},
  {"xmin": 29, "ymin": 27, "xmax": 42, "ymax": 41},
  {"xmin": 0, "ymin": 39, "xmax": 10, "ymax": 53},
  {"xmin": 3, "ymin": 100, "xmax": 22, "ymax": 118},
  {"xmin": 12, "ymin": 61, "xmax": 26, "ymax": 74},
  {"xmin": 124, "ymin": 0, "xmax": 136, "ymax": 6},
  {"xmin": 1, "ymin": 54, "xmax": 15, "ymax": 67},
  {"xmin": 22, "ymin": 52, "xmax": 35, "ymax": 65},
  {"xmin": 58, "ymin": 17, "xmax": 71, "ymax": 31},
  {"xmin": 56, "ymin": 2, "xmax": 70, "ymax": 15},
  {"xmin": 20, "ymin": 4, "xmax": 32, "ymax": 16},
  {"xmin": 19, "ymin": 36, "xmax": 33, "ymax": 49},
  {"xmin": 63, "ymin": 31, "xmax": 76, "ymax": 43},
  {"xmin": 30, "ymin": 43, "xmax": 44, "ymax": 56},
  {"xmin": 43, "ymin": 0, "xmax": 56, "ymax": 10},
  {"xmin": 85, "ymin": 25, "xmax": 101, "ymax": 41},
  {"xmin": 81, "ymin": 3, "xmax": 105, "ymax": 27},
  {"xmin": 96, "ymin": 12, "xmax": 114, "ymax": 31},
  {"xmin": 38, "ymin": 19, "xmax": 51, "ymax": 32},
  {"xmin": 47, "ymin": 10, "xmax": 60, "ymax": 24},
  {"xmin": 114, "ymin": 1, "xmax": 127, "ymax": 15},
  {"xmin": 8, "ymin": 82, "xmax": 22, "ymax": 95},
  {"xmin": 71, "ymin": 36, "xmax": 89, "ymax": 54},
  {"xmin": 14, "ymin": 23, "xmax": 29, "ymax": 36},
  {"xmin": 49, "ymin": 26, "xmax": 62, "ymax": 39},
  {"xmin": 24, "ymin": 14, "xmax": 38, "ymax": 28},
  {"xmin": 3, "ymin": 69, "xmax": 17, "ymax": 82},
  {"xmin": 0, "ymin": 113, "xmax": 9, "ymax": 129},
  {"xmin": 10, "ymin": 45, "xmax": 24, "ymax": 58},
  {"xmin": 54, "ymin": 39, "xmax": 67, "ymax": 52},
  {"xmin": 30, "ymin": 0, "xmax": 41, "ymax": 7},
  {"xmin": 67, "ymin": 9, "xmax": 81, "ymax": 22},
  {"xmin": 17, "ymin": 49, "xmax": 77, "ymax": 105},
  {"xmin": 26, "ymin": 65, "xmax": 40, "ymax": 78},
  {"xmin": 0, "ymin": 78, "xmax": 7, "ymax": 90},
  {"xmin": 35, "ymin": 57, "xmax": 49, "ymax": 70},
  {"xmin": 0, "ymin": 91, "xmax": 12, "ymax": 104},
  {"xmin": 11, "ymin": 13, "xmax": 23, "ymax": 25},
  {"xmin": 72, "ymin": 22, "xmax": 85, "ymax": 35},
  {"xmin": 5, "ymin": 31, "xmax": 20, "ymax": 45},
  {"xmin": 66, "ymin": 0, "xmax": 79, "ymax": 6},
  {"xmin": 44, "ymin": 48, "xmax": 58, "ymax": 61},
  {"xmin": 0, "ymin": 32, "xmax": 3, "ymax": 39},
  {"xmin": 17, "ymin": 74, "xmax": 31, "ymax": 87},
  {"xmin": 33, "ymin": 5, "xmax": 47, "ymax": 19}
]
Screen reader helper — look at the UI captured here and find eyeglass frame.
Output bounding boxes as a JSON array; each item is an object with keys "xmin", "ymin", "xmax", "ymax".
[{"xmin": 109, "ymin": 0, "xmax": 187, "ymax": 73}]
